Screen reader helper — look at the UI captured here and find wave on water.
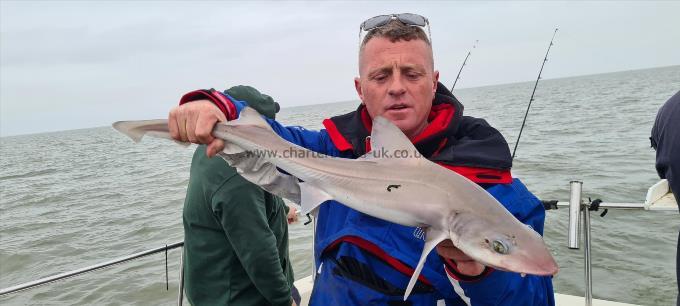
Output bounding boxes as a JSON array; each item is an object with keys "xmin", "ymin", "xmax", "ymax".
[{"xmin": 0, "ymin": 169, "xmax": 58, "ymax": 181}]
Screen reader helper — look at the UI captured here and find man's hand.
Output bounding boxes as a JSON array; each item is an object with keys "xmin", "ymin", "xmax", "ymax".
[
  {"xmin": 436, "ymin": 239, "xmax": 486, "ymax": 276},
  {"xmin": 286, "ymin": 205, "xmax": 299, "ymax": 224},
  {"xmin": 168, "ymin": 100, "xmax": 227, "ymax": 157}
]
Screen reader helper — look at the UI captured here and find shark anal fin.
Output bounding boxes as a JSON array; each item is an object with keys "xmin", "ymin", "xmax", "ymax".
[{"xmin": 404, "ymin": 227, "xmax": 448, "ymax": 301}]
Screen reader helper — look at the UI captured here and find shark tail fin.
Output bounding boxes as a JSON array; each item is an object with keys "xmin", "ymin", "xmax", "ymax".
[
  {"xmin": 404, "ymin": 228, "xmax": 448, "ymax": 301},
  {"xmin": 113, "ymin": 119, "xmax": 189, "ymax": 147}
]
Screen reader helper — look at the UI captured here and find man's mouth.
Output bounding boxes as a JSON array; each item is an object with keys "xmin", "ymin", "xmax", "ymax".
[{"xmin": 387, "ymin": 104, "xmax": 409, "ymax": 111}]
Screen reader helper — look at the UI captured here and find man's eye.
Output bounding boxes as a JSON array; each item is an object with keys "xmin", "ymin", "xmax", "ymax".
[
  {"xmin": 374, "ymin": 75, "xmax": 387, "ymax": 81},
  {"xmin": 406, "ymin": 73, "xmax": 420, "ymax": 80}
]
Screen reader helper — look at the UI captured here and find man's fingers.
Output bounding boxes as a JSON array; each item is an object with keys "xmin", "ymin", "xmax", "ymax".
[
  {"xmin": 287, "ymin": 213, "xmax": 299, "ymax": 224},
  {"xmin": 286, "ymin": 205, "xmax": 299, "ymax": 224},
  {"xmin": 436, "ymin": 240, "xmax": 472, "ymax": 260},
  {"xmin": 438, "ymin": 239, "xmax": 454, "ymax": 248},
  {"xmin": 168, "ymin": 108, "xmax": 180, "ymax": 140},
  {"xmin": 456, "ymin": 261, "xmax": 486, "ymax": 276},
  {"xmin": 436, "ymin": 239, "xmax": 485, "ymax": 276},
  {"xmin": 177, "ymin": 108, "xmax": 189, "ymax": 142},
  {"xmin": 436, "ymin": 244, "xmax": 461, "ymax": 259},
  {"xmin": 186, "ymin": 108, "xmax": 200, "ymax": 143},
  {"xmin": 195, "ymin": 113, "xmax": 218, "ymax": 144},
  {"xmin": 206, "ymin": 139, "xmax": 225, "ymax": 157}
]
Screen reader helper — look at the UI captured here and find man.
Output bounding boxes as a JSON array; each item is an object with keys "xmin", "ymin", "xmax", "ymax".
[
  {"xmin": 182, "ymin": 85, "xmax": 298, "ymax": 306},
  {"xmin": 170, "ymin": 15, "xmax": 554, "ymax": 305},
  {"xmin": 651, "ymin": 90, "xmax": 680, "ymax": 306}
]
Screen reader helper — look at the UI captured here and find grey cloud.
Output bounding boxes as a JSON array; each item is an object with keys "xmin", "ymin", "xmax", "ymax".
[{"xmin": 1, "ymin": 1, "xmax": 679, "ymax": 136}]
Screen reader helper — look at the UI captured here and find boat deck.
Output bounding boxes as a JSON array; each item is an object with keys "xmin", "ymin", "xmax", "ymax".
[{"xmin": 293, "ymin": 276, "xmax": 639, "ymax": 306}]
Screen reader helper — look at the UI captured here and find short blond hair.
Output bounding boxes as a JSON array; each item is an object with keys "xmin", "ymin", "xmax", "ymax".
[
  {"xmin": 360, "ymin": 19, "xmax": 431, "ymax": 50},
  {"xmin": 359, "ymin": 20, "xmax": 434, "ymax": 71}
]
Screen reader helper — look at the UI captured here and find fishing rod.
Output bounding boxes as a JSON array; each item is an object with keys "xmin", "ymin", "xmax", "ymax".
[
  {"xmin": 511, "ymin": 28, "xmax": 558, "ymax": 160},
  {"xmin": 450, "ymin": 40, "xmax": 478, "ymax": 92}
]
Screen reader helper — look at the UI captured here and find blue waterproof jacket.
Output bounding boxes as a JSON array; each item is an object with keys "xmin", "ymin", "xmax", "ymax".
[{"xmin": 186, "ymin": 86, "xmax": 555, "ymax": 306}]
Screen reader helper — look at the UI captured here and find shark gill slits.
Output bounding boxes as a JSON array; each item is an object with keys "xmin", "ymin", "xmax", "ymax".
[{"xmin": 492, "ymin": 240, "xmax": 510, "ymax": 255}]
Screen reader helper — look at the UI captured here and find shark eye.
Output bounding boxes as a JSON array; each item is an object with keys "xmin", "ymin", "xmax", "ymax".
[{"xmin": 492, "ymin": 240, "xmax": 510, "ymax": 255}]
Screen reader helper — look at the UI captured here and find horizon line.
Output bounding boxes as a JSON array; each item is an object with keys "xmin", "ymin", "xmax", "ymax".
[{"xmin": 2, "ymin": 64, "xmax": 678, "ymax": 138}]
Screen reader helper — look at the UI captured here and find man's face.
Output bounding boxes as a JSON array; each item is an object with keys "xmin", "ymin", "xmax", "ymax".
[{"xmin": 355, "ymin": 37, "xmax": 439, "ymax": 138}]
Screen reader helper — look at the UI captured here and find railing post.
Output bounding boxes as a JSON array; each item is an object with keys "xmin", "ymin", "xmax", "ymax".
[
  {"xmin": 568, "ymin": 181, "xmax": 593, "ymax": 306},
  {"xmin": 177, "ymin": 246, "xmax": 185, "ymax": 306},
  {"xmin": 583, "ymin": 203, "xmax": 593, "ymax": 306},
  {"xmin": 568, "ymin": 181, "xmax": 582, "ymax": 249}
]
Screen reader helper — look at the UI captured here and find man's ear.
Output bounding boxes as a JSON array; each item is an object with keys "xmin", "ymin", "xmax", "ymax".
[
  {"xmin": 433, "ymin": 70, "xmax": 440, "ymax": 93},
  {"xmin": 354, "ymin": 77, "xmax": 364, "ymax": 104}
]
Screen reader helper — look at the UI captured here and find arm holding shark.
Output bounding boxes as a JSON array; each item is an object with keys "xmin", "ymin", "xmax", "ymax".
[{"xmin": 114, "ymin": 107, "xmax": 557, "ymax": 301}]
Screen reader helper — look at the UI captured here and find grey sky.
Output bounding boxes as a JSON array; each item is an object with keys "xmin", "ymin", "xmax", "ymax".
[{"xmin": 1, "ymin": 1, "xmax": 679, "ymax": 136}]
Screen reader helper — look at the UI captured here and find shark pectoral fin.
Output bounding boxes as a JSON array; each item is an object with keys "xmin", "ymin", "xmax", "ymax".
[
  {"xmin": 299, "ymin": 182, "xmax": 333, "ymax": 214},
  {"xmin": 220, "ymin": 152, "xmax": 302, "ymax": 204},
  {"xmin": 404, "ymin": 227, "xmax": 448, "ymax": 301},
  {"xmin": 225, "ymin": 107, "xmax": 274, "ymax": 131},
  {"xmin": 113, "ymin": 120, "xmax": 190, "ymax": 147}
]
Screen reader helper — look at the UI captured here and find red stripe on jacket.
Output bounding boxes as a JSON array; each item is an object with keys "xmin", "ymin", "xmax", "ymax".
[{"xmin": 324, "ymin": 235, "xmax": 433, "ymax": 286}]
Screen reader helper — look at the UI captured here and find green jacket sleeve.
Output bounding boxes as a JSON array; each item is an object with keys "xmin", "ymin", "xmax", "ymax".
[{"xmin": 213, "ymin": 176, "xmax": 292, "ymax": 306}]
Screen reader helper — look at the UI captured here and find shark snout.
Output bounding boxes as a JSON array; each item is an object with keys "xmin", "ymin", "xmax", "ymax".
[
  {"xmin": 496, "ymin": 236, "xmax": 559, "ymax": 276},
  {"xmin": 531, "ymin": 254, "xmax": 559, "ymax": 276}
]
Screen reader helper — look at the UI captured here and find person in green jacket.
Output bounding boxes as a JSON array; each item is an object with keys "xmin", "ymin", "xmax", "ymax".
[{"xmin": 182, "ymin": 85, "xmax": 297, "ymax": 306}]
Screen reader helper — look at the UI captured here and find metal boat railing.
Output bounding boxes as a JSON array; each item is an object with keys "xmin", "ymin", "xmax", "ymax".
[
  {"xmin": 553, "ymin": 180, "xmax": 675, "ymax": 306},
  {"xmin": 0, "ymin": 241, "xmax": 186, "ymax": 305},
  {"xmin": 0, "ymin": 182, "xmax": 675, "ymax": 305}
]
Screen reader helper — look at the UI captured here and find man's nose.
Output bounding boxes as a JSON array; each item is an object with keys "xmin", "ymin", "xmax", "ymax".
[{"xmin": 388, "ymin": 75, "xmax": 406, "ymax": 97}]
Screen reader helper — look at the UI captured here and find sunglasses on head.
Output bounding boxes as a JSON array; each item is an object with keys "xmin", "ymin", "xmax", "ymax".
[{"xmin": 359, "ymin": 13, "xmax": 431, "ymax": 43}]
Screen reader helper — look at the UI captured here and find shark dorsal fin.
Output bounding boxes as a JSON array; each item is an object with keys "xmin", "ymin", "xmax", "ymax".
[{"xmin": 370, "ymin": 116, "xmax": 421, "ymax": 162}]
